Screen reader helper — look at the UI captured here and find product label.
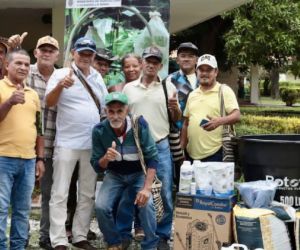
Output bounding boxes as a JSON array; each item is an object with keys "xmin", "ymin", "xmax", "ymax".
[
  {"xmin": 266, "ymin": 175, "xmax": 300, "ymax": 190},
  {"xmin": 266, "ymin": 175, "xmax": 300, "ymax": 207}
]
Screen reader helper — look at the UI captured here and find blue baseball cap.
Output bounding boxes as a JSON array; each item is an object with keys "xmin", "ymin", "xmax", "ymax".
[{"xmin": 73, "ymin": 37, "xmax": 96, "ymax": 53}]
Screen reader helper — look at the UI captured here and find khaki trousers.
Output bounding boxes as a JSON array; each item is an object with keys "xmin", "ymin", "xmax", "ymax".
[{"xmin": 49, "ymin": 147, "xmax": 97, "ymax": 247}]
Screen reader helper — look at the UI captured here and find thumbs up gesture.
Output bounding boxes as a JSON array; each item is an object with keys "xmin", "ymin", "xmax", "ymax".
[
  {"xmin": 168, "ymin": 91, "xmax": 179, "ymax": 111},
  {"xmin": 105, "ymin": 141, "xmax": 121, "ymax": 162},
  {"xmin": 8, "ymin": 32, "xmax": 28, "ymax": 50},
  {"xmin": 60, "ymin": 68, "xmax": 74, "ymax": 88},
  {"xmin": 9, "ymin": 84, "xmax": 25, "ymax": 105}
]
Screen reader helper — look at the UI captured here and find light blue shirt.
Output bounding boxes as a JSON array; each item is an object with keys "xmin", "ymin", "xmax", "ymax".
[{"xmin": 45, "ymin": 62, "xmax": 108, "ymax": 149}]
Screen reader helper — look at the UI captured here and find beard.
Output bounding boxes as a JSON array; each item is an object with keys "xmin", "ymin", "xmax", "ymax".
[
  {"xmin": 201, "ymin": 78, "xmax": 209, "ymax": 84},
  {"xmin": 109, "ymin": 120, "xmax": 123, "ymax": 129}
]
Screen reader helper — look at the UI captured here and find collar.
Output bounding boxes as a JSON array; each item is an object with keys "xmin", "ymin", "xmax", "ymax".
[
  {"xmin": 71, "ymin": 62, "xmax": 97, "ymax": 78},
  {"xmin": 179, "ymin": 69, "xmax": 196, "ymax": 78},
  {"xmin": 30, "ymin": 63, "xmax": 56, "ymax": 80},
  {"xmin": 3, "ymin": 76, "xmax": 31, "ymax": 91},
  {"xmin": 196, "ymin": 81, "xmax": 220, "ymax": 94},
  {"xmin": 133, "ymin": 75, "xmax": 161, "ymax": 88}
]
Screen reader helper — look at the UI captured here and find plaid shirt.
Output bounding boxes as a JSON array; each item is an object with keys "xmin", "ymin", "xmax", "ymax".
[{"xmin": 27, "ymin": 64, "xmax": 57, "ymax": 159}]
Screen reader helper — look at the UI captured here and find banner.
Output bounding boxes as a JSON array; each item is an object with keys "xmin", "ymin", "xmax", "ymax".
[{"xmin": 64, "ymin": 0, "xmax": 170, "ymax": 86}]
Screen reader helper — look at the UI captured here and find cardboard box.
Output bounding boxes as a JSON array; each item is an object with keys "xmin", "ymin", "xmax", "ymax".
[{"xmin": 173, "ymin": 193, "xmax": 235, "ymax": 250}]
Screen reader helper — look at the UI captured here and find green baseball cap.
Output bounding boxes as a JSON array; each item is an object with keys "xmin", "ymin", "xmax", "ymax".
[{"xmin": 105, "ymin": 92, "xmax": 128, "ymax": 106}]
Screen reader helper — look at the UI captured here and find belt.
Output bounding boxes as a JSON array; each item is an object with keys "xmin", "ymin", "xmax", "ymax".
[{"xmin": 155, "ymin": 135, "xmax": 168, "ymax": 144}]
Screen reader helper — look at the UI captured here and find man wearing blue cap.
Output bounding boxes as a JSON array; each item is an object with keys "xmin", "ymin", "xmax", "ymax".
[
  {"xmin": 45, "ymin": 37, "xmax": 108, "ymax": 250},
  {"xmin": 91, "ymin": 92, "xmax": 159, "ymax": 250}
]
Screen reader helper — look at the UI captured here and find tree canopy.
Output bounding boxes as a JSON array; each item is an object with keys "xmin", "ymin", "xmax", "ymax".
[{"xmin": 222, "ymin": 0, "xmax": 300, "ymax": 70}]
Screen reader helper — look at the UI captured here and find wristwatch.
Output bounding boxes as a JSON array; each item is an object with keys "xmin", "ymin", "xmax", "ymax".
[{"xmin": 36, "ymin": 157, "xmax": 46, "ymax": 163}]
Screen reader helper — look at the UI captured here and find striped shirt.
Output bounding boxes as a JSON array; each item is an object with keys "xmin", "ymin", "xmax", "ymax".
[{"xmin": 27, "ymin": 64, "xmax": 57, "ymax": 159}]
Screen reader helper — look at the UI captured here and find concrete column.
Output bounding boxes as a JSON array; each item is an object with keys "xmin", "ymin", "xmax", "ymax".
[{"xmin": 52, "ymin": 0, "xmax": 66, "ymax": 67}]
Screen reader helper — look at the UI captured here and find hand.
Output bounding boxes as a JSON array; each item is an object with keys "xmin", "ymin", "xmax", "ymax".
[
  {"xmin": 8, "ymin": 32, "xmax": 28, "ymax": 50},
  {"xmin": 134, "ymin": 188, "xmax": 151, "ymax": 207},
  {"xmin": 36, "ymin": 160, "xmax": 45, "ymax": 182},
  {"xmin": 168, "ymin": 91, "xmax": 179, "ymax": 111},
  {"xmin": 202, "ymin": 115, "xmax": 222, "ymax": 131},
  {"xmin": 60, "ymin": 69, "xmax": 74, "ymax": 88},
  {"xmin": 8, "ymin": 84, "xmax": 25, "ymax": 105},
  {"xmin": 105, "ymin": 141, "xmax": 121, "ymax": 162}
]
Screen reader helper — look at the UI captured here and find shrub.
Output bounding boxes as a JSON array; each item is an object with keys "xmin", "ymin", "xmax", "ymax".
[
  {"xmin": 279, "ymin": 88, "xmax": 300, "ymax": 106},
  {"xmin": 240, "ymin": 106, "xmax": 300, "ymax": 117},
  {"xmin": 236, "ymin": 114, "xmax": 300, "ymax": 136}
]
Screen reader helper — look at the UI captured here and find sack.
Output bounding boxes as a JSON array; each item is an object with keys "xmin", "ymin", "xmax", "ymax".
[
  {"xmin": 131, "ymin": 115, "xmax": 165, "ymax": 222},
  {"xmin": 222, "ymin": 124, "xmax": 236, "ymax": 162},
  {"xmin": 219, "ymin": 84, "xmax": 236, "ymax": 162},
  {"xmin": 151, "ymin": 176, "xmax": 164, "ymax": 222},
  {"xmin": 233, "ymin": 205, "xmax": 292, "ymax": 250},
  {"xmin": 168, "ymin": 124, "xmax": 185, "ymax": 163}
]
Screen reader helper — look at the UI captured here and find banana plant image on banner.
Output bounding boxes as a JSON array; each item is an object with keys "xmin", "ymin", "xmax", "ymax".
[{"xmin": 64, "ymin": 0, "xmax": 170, "ymax": 87}]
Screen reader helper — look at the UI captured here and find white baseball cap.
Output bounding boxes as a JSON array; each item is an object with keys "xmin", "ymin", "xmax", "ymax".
[{"xmin": 197, "ymin": 54, "xmax": 218, "ymax": 69}]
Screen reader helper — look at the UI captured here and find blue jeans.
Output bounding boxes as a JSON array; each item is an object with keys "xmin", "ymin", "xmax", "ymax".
[
  {"xmin": 155, "ymin": 138, "xmax": 173, "ymax": 240},
  {"xmin": 95, "ymin": 171, "xmax": 159, "ymax": 250},
  {"xmin": 0, "ymin": 156, "xmax": 35, "ymax": 250}
]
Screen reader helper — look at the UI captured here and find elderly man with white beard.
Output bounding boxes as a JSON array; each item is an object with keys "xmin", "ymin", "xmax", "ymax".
[{"xmin": 90, "ymin": 92, "xmax": 159, "ymax": 250}]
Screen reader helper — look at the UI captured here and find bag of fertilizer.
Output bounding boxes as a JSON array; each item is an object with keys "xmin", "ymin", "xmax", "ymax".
[
  {"xmin": 296, "ymin": 211, "xmax": 300, "ymax": 250},
  {"xmin": 233, "ymin": 205, "xmax": 292, "ymax": 250}
]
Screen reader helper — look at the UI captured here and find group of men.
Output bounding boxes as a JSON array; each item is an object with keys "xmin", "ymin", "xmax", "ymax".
[{"xmin": 0, "ymin": 32, "xmax": 240, "ymax": 250}]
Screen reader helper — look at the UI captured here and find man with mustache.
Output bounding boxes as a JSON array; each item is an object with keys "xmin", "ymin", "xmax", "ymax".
[
  {"xmin": 91, "ymin": 92, "xmax": 159, "ymax": 250},
  {"xmin": 181, "ymin": 54, "xmax": 240, "ymax": 162},
  {"xmin": 45, "ymin": 37, "xmax": 107, "ymax": 250},
  {"xmin": 123, "ymin": 46, "xmax": 181, "ymax": 250},
  {"xmin": 0, "ymin": 49, "xmax": 44, "ymax": 249}
]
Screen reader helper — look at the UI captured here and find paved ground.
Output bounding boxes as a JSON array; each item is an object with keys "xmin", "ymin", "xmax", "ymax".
[
  {"xmin": 24, "ymin": 206, "xmax": 176, "ymax": 249},
  {"xmin": 25, "ymin": 208, "xmax": 143, "ymax": 249}
]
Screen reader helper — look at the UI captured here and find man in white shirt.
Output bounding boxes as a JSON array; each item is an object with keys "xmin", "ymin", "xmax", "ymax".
[{"xmin": 45, "ymin": 37, "xmax": 108, "ymax": 250}]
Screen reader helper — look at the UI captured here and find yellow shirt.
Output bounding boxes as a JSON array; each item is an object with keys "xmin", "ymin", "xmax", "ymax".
[
  {"xmin": 0, "ymin": 77, "xmax": 41, "ymax": 159},
  {"xmin": 123, "ymin": 77, "xmax": 177, "ymax": 142},
  {"xmin": 184, "ymin": 82, "xmax": 239, "ymax": 159}
]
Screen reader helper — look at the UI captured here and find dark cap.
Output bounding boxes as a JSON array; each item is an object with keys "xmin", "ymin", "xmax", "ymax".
[
  {"xmin": 95, "ymin": 48, "xmax": 118, "ymax": 63},
  {"xmin": 74, "ymin": 37, "xmax": 96, "ymax": 53},
  {"xmin": 142, "ymin": 46, "xmax": 163, "ymax": 62},
  {"xmin": 177, "ymin": 42, "xmax": 199, "ymax": 55}
]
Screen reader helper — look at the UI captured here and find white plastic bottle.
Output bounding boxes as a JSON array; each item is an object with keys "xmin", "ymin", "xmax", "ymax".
[
  {"xmin": 192, "ymin": 160, "xmax": 201, "ymax": 182},
  {"xmin": 179, "ymin": 161, "xmax": 193, "ymax": 194}
]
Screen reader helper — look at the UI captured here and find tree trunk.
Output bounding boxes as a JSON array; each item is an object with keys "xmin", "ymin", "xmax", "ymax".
[
  {"xmin": 250, "ymin": 64, "xmax": 260, "ymax": 104},
  {"xmin": 270, "ymin": 67, "xmax": 280, "ymax": 99}
]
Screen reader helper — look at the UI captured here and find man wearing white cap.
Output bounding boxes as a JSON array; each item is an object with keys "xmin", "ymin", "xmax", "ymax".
[{"xmin": 181, "ymin": 54, "xmax": 240, "ymax": 162}]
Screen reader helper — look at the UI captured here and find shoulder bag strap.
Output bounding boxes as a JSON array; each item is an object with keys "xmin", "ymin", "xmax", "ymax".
[
  {"xmin": 161, "ymin": 79, "xmax": 173, "ymax": 128},
  {"xmin": 72, "ymin": 66, "xmax": 101, "ymax": 113},
  {"xmin": 219, "ymin": 84, "xmax": 235, "ymax": 134},
  {"xmin": 131, "ymin": 115, "xmax": 147, "ymax": 175}
]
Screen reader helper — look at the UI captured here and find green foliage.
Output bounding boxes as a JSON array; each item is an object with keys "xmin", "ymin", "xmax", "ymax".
[
  {"xmin": 222, "ymin": 0, "xmax": 300, "ymax": 68},
  {"xmin": 240, "ymin": 106, "xmax": 300, "ymax": 117},
  {"xmin": 279, "ymin": 88, "xmax": 300, "ymax": 106},
  {"xmin": 288, "ymin": 61, "xmax": 300, "ymax": 79},
  {"xmin": 236, "ymin": 114, "xmax": 300, "ymax": 136}
]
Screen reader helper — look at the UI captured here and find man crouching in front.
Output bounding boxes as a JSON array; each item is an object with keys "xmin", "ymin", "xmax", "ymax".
[{"xmin": 90, "ymin": 92, "xmax": 159, "ymax": 250}]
